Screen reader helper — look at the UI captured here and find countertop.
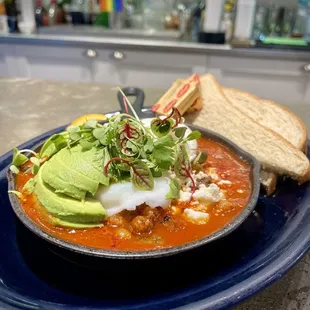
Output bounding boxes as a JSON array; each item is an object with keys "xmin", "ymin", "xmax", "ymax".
[
  {"xmin": 0, "ymin": 78, "xmax": 309, "ymax": 310},
  {"xmin": 1, "ymin": 32, "xmax": 310, "ymax": 61}
]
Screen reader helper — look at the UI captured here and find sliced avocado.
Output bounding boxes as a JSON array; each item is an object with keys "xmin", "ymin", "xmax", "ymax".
[
  {"xmin": 58, "ymin": 147, "xmax": 108, "ymax": 186},
  {"xmin": 52, "ymin": 217, "xmax": 104, "ymax": 229},
  {"xmin": 41, "ymin": 162, "xmax": 86, "ymax": 200},
  {"xmin": 70, "ymin": 145, "xmax": 105, "ymax": 174},
  {"xmin": 35, "ymin": 168, "xmax": 106, "ymax": 225},
  {"xmin": 46, "ymin": 155, "xmax": 99, "ymax": 196}
]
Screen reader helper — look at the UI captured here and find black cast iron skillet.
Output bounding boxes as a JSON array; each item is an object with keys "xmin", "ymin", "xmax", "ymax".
[{"xmin": 7, "ymin": 87, "xmax": 260, "ymax": 260}]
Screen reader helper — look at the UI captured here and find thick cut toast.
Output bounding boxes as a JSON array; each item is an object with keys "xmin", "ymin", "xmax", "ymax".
[
  {"xmin": 223, "ymin": 88, "xmax": 308, "ymax": 151},
  {"xmin": 222, "ymin": 88, "xmax": 308, "ymax": 195},
  {"xmin": 189, "ymin": 74, "xmax": 310, "ymax": 182}
]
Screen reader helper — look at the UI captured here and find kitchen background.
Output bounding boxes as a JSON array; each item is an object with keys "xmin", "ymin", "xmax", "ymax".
[{"xmin": 1, "ymin": 0, "xmax": 310, "ymax": 103}]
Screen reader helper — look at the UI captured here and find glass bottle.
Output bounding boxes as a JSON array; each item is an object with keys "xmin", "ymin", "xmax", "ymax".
[
  {"xmin": 192, "ymin": 1, "xmax": 204, "ymax": 41},
  {"xmin": 292, "ymin": 0, "xmax": 308, "ymax": 38},
  {"xmin": 82, "ymin": 0, "xmax": 96, "ymax": 25},
  {"xmin": 234, "ymin": 0, "xmax": 256, "ymax": 42},
  {"xmin": 48, "ymin": 0, "xmax": 57, "ymax": 26},
  {"xmin": 220, "ymin": 2, "xmax": 236, "ymax": 43},
  {"xmin": 282, "ymin": 7, "xmax": 295, "ymax": 37},
  {"xmin": 252, "ymin": 5, "xmax": 269, "ymax": 40},
  {"xmin": 35, "ymin": 0, "xmax": 44, "ymax": 27},
  {"xmin": 4, "ymin": 0, "xmax": 19, "ymax": 32},
  {"xmin": 0, "ymin": 0, "xmax": 8, "ymax": 33},
  {"xmin": 70, "ymin": 0, "xmax": 85, "ymax": 25},
  {"xmin": 277, "ymin": 7, "xmax": 286, "ymax": 37},
  {"xmin": 304, "ymin": 1, "xmax": 310, "ymax": 42}
]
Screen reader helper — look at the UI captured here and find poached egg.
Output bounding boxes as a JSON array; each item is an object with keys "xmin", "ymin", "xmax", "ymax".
[
  {"xmin": 96, "ymin": 177, "xmax": 171, "ymax": 216},
  {"xmin": 96, "ymin": 118, "xmax": 198, "ymax": 216}
]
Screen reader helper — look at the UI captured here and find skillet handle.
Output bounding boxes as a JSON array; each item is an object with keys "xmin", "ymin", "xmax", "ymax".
[{"xmin": 117, "ymin": 87, "xmax": 146, "ymax": 118}]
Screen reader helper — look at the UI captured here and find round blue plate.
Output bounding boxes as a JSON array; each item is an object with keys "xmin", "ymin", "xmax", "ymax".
[{"xmin": 0, "ymin": 126, "xmax": 310, "ymax": 310}]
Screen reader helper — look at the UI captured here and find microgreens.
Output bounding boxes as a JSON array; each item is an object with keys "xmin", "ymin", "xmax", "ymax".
[
  {"xmin": 104, "ymin": 158, "xmax": 154, "ymax": 191},
  {"xmin": 173, "ymin": 127, "xmax": 187, "ymax": 139},
  {"xmin": 193, "ymin": 150, "xmax": 208, "ymax": 165},
  {"xmin": 174, "ymin": 145, "xmax": 196, "ymax": 201},
  {"xmin": 30, "ymin": 156, "xmax": 41, "ymax": 175},
  {"xmin": 166, "ymin": 179, "xmax": 181, "ymax": 199},
  {"xmin": 12, "ymin": 148, "xmax": 29, "ymax": 166},
  {"xmin": 9, "ymin": 148, "xmax": 39, "ymax": 175},
  {"xmin": 9, "ymin": 91, "xmax": 207, "ymax": 198},
  {"xmin": 9, "ymin": 165, "xmax": 19, "ymax": 174},
  {"xmin": 150, "ymin": 107, "xmax": 183, "ymax": 138},
  {"xmin": 118, "ymin": 87, "xmax": 140, "ymax": 120}
]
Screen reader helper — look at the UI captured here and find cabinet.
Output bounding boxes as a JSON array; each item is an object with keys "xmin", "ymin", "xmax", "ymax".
[
  {"xmin": 13, "ymin": 45, "xmax": 93, "ymax": 82},
  {"xmin": 1, "ymin": 41, "xmax": 310, "ymax": 103},
  {"xmin": 92, "ymin": 49, "xmax": 207, "ymax": 88},
  {"xmin": 207, "ymin": 55, "xmax": 309, "ymax": 103},
  {"xmin": 0, "ymin": 44, "xmax": 15, "ymax": 77},
  {"xmin": 8, "ymin": 44, "xmax": 208, "ymax": 89}
]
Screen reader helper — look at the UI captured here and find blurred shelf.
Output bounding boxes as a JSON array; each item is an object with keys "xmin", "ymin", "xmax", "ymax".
[{"xmin": 38, "ymin": 25, "xmax": 182, "ymax": 41}]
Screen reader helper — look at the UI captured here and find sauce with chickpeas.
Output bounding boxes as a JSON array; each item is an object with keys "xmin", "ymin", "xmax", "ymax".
[{"xmin": 16, "ymin": 137, "xmax": 252, "ymax": 251}]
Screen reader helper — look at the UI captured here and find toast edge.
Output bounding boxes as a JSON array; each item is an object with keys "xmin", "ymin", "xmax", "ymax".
[
  {"xmin": 223, "ymin": 87, "xmax": 308, "ymax": 153},
  {"xmin": 200, "ymin": 73, "xmax": 310, "ymax": 182}
]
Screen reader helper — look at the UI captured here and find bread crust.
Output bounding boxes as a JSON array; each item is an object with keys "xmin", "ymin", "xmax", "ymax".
[
  {"xmin": 221, "ymin": 86, "xmax": 309, "ymax": 194},
  {"xmin": 195, "ymin": 74, "xmax": 310, "ymax": 182},
  {"xmin": 260, "ymin": 99, "xmax": 308, "ymax": 153},
  {"xmin": 223, "ymin": 87, "xmax": 308, "ymax": 153}
]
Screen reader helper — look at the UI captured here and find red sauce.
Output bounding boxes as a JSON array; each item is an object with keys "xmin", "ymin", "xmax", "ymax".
[{"xmin": 15, "ymin": 138, "xmax": 252, "ymax": 251}]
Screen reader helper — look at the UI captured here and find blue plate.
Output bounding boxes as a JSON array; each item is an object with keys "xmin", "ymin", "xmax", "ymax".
[{"xmin": 0, "ymin": 126, "xmax": 310, "ymax": 310}]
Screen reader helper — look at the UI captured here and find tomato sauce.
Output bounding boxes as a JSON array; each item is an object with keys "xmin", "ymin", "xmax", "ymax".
[{"xmin": 15, "ymin": 138, "xmax": 252, "ymax": 251}]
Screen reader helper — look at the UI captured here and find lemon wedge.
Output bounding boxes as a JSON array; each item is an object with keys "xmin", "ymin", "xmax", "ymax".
[{"xmin": 69, "ymin": 114, "xmax": 107, "ymax": 127}]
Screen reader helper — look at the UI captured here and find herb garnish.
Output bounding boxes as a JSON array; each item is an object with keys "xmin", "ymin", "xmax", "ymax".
[
  {"xmin": 104, "ymin": 158, "xmax": 154, "ymax": 191},
  {"xmin": 10, "ymin": 148, "xmax": 38, "ymax": 174},
  {"xmin": 151, "ymin": 107, "xmax": 183, "ymax": 137},
  {"xmin": 9, "ymin": 92, "xmax": 206, "ymax": 199},
  {"xmin": 166, "ymin": 179, "xmax": 181, "ymax": 199},
  {"xmin": 174, "ymin": 145, "xmax": 196, "ymax": 201}
]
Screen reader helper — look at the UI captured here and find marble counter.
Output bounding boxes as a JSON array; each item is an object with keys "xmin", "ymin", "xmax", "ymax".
[{"xmin": 0, "ymin": 78, "xmax": 309, "ymax": 310}]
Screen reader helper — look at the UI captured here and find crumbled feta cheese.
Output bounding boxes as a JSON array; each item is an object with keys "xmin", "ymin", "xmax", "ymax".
[
  {"xmin": 195, "ymin": 171, "xmax": 209, "ymax": 181},
  {"xmin": 179, "ymin": 183, "xmax": 224, "ymax": 203},
  {"xmin": 192, "ymin": 203, "xmax": 209, "ymax": 212},
  {"xmin": 191, "ymin": 201, "xmax": 199, "ymax": 205},
  {"xmin": 179, "ymin": 190, "xmax": 192, "ymax": 202},
  {"xmin": 206, "ymin": 168, "xmax": 220, "ymax": 181},
  {"xmin": 218, "ymin": 180, "xmax": 232, "ymax": 185},
  {"xmin": 237, "ymin": 189, "xmax": 244, "ymax": 193},
  {"xmin": 184, "ymin": 208, "xmax": 210, "ymax": 225},
  {"xmin": 193, "ymin": 184, "xmax": 224, "ymax": 203}
]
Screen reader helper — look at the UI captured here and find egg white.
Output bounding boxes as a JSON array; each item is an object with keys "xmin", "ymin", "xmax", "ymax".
[
  {"xmin": 96, "ymin": 177, "xmax": 171, "ymax": 216},
  {"xmin": 96, "ymin": 118, "xmax": 198, "ymax": 216}
]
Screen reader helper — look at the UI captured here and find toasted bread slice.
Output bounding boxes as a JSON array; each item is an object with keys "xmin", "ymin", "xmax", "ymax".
[
  {"xmin": 222, "ymin": 88, "xmax": 308, "ymax": 195},
  {"xmin": 223, "ymin": 88, "xmax": 308, "ymax": 151},
  {"xmin": 189, "ymin": 74, "xmax": 310, "ymax": 182}
]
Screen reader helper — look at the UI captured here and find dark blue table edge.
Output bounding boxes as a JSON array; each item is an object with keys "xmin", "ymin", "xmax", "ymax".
[{"xmin": 0, "ymin": 124, "xmax": 309, "ymax": 310}]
